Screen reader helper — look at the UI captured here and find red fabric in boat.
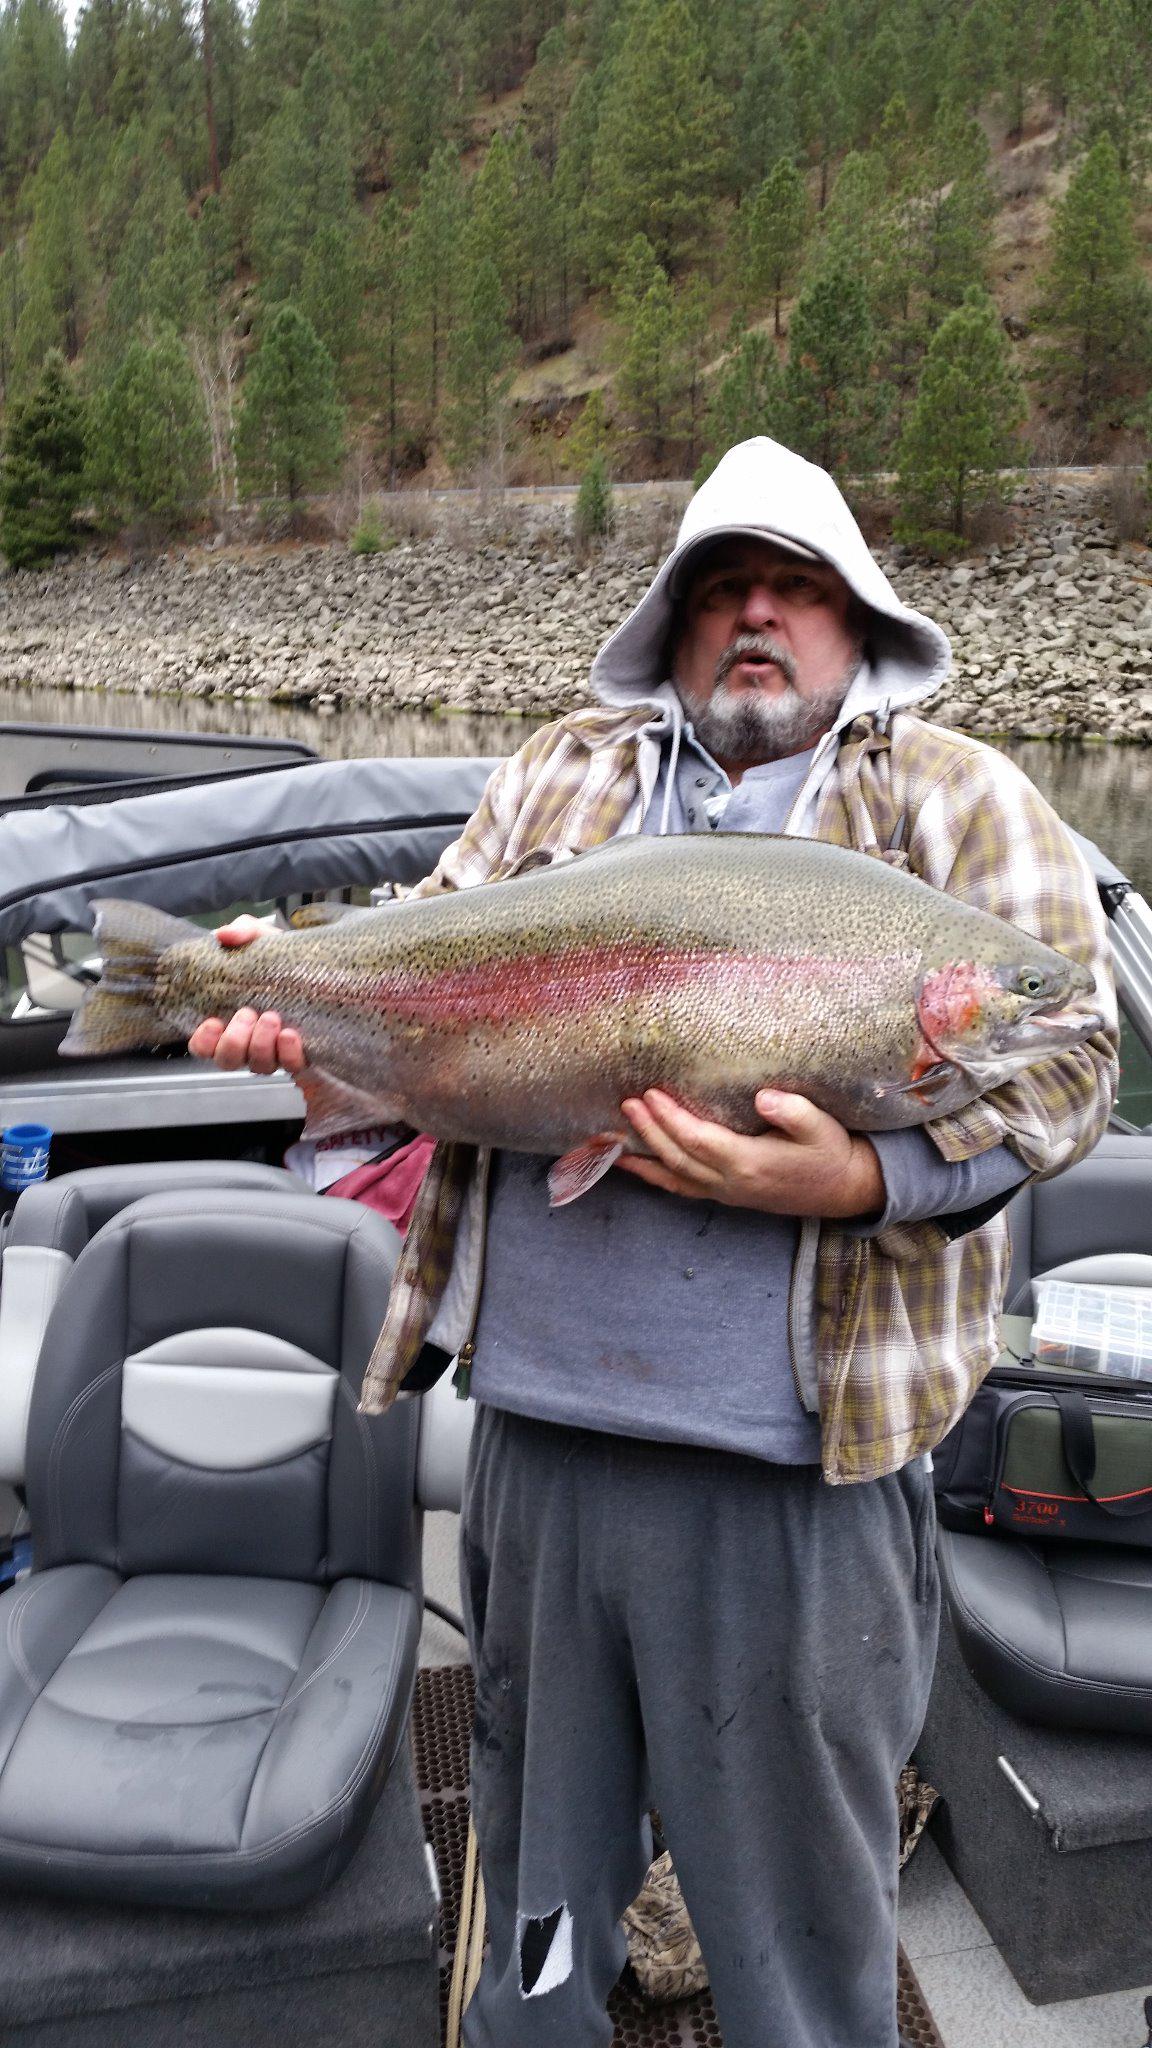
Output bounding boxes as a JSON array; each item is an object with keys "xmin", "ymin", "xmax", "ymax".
[{"xmin": 324, "ymin": 1131, "xmax": 436, "ymax": 1234}]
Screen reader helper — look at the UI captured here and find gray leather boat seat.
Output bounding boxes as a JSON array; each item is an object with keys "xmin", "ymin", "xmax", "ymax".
[
  {"xmin": 937, "ymin": 1134, "xmax": 1152, "ymax": 1739},
  {"xmin": 1004, "ymin": 1132, "xmax": 1152, "ymax": 1315},
  {"xmin": 938, "ymin": 1524, "xmax": 1152, "ymax": 1737},
  {"xmin": 0, "ymin": 1161, "xmax": 298, "ymax": 1487},
  {"xmin": 0, "ymin": 1188, "xmax": 421, "ymax": 1910}
]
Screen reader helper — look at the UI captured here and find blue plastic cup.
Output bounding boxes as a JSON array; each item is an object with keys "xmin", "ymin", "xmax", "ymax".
[{"xmin": 1, "ymin": 1123, "xmax": 52, "ymax": 1193}]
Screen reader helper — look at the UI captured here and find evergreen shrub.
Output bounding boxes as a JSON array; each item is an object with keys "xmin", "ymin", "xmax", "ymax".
[
  {"xmin": 0, "ymin": 350, "xmax": 88, "ymax": 570},
  {"xmin": 574, "ymin": 454, "xmax": 615, "ymax": 543},
  {"xmin": 350, "ymin": 499, "xmax": 386, "ymax": 553}
]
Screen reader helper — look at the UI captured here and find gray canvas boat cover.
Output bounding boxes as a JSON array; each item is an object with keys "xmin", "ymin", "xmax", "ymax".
[{"xmin": 0, "ymin": 755, "xmax": 500, "ymax": 947}]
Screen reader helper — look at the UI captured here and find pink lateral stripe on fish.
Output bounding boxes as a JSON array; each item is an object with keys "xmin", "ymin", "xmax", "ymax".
[{"xmin": 360, "ymin": 941, "xmax": 924, "ymax": 1029}]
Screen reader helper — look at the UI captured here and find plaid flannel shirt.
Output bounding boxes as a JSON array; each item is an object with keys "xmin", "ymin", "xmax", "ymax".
[{"xmin": 360, "ymin": 704, "xmax": 1119, "ymax": 1483}]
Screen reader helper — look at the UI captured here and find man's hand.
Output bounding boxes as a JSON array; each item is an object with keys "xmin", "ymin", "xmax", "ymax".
[
  {"xmin": 618, "ymin": 1088, "xmax": 885, "ymax": 1220},
  {"xmin": 186, "ymin": 917, "xmax": 308, "ymax": 1078}
]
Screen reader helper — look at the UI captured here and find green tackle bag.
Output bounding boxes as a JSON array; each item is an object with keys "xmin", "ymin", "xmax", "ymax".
[{"xmin": 933, "ymin": 1368, "xmax": 1152, "ymax": 1548}]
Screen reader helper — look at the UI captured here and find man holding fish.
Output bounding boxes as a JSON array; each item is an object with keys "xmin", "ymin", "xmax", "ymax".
[{"xmin": 186, "ymin": 439, "xmax": 1118, "ymax": 2047}]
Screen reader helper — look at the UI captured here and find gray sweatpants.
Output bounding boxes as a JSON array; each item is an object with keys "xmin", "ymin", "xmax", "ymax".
[{"xmin": 460, "ymin": 1407, "xmax": 939, "ymax": 2048}]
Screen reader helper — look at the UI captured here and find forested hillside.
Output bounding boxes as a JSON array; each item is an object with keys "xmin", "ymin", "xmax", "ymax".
[{"xmin": 1, "ymin": 0, "xmax": 1151, "ymax": 555}]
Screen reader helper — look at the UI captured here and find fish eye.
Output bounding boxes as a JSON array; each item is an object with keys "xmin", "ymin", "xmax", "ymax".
[{"xmin": 1017, "ymin": 969, "xmax": 1046, "ymax": 997}]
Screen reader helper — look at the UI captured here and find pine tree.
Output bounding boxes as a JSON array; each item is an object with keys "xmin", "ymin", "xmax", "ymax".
[
  {"xmin": 787, "ymin": 24, "xmax": 846, "ymax": 207},
  {"xmin": 727, "ymin": 28, "xmax": 795, "ymax": 195},
  {"xmin": 820, "ymin": 150, "xmax": 887, "ymax": 272},
  {"xmin": 404, "ymin": 145, "xmax": 466, "ymax": 435},
  {"xmin": 610, "ymin": 233, "xmax": 664, "ymax": 334},
  {"xmin": 92, "ymin": 112, "xmax": 157, "ymax": 268},
  {"xmin": 364, "ymin": 195, "xmax": 408, "ymax": 478},
  {"xmin": 846, "ymin": 24, "xmax": 905, "ymax": 148},
  {"xmin": 1041, "ymin": 0, "xmax": 1094, "ymax": 119},
  {"xmin": 896, "ymin": 288, "xmax": 1025, "ymax": 542},
  {"xmin": 999, "ymin": 0, "xmax": 1043, "ymax": 141},
  {"xmin": 392, "ymin": 28, "xmax": 455, "ymax": 190},
  {"xmin": 551, "ymin": 68, "xmax": 599, "ymax": 307},
  {"xmin": 675, "ymin": 273, "xmax": 712, "ymax": 473},
  {"xmin": 784, "ymin": 253, "xmax": 883, "ymax": 475},
  {"xmin": 445, "ymin": 256, "xmax": 517, "ymax": 477},
  {"xmin": 521, "ymin": 23, "xmax": 569, "ymax": 171},
  {"xmin": 12, "ymin": 131, "xmax": 89, "ymax": 372},
  {"xmin": 141, "ymin": 0, "xmax": 204, "ymax": 190},
  {"xmin": 737, "ymin": 157, "xmax": 808, "ymax": 337},
  {"xmin": 0, "ymin": 347, "xmax": 88, "ymax": 568},
  {"xmin": 249, "ymin": 51, "xmax": 354, "ymax": 304},
  {"xmin": 585, "ymin": 0, "xmax": 728, "ymax": 278},
  {"xmin": 615, "ymin": 264, "xmax": 687, "ymax": 465},
  {"xmin": 1032, "ymin": 134, "xmax": 1152, "ymax": 426},
  {"xmin": 299, "ymin": 220, "xmax": 365, "ymax": 374},
  {"xmin": 1080, "ymin": 0, "xmax": 1152, "ymax": 177},
  {"xmin": 89, "ymin": 324, "xmax": 211, "ymax": 531},
  {"xmin": 469, "ymin": 130, "xmax": 522, "ymax": 321},
  {"xmin": 235, "ymin": 301, "xmax": 345, "ymax": 503},
  {"xmin": 0, "ymin": 244, "xmax": 25, "ymax": 405},
  {"xmin": 68, "ymin": 88, "xmax": 113, "ymax": 217},
  {"xmin": 0, "ymin": 0, "xmax": 68, "ymax": 200},
  {"xmin": 566, "ymin": 386, "xmax": 613, "ymax": 476},
  {"xmin": 99, "ymin": 163, "xmax": 208, "ymax": 356},
  {"xmin": 698, "ymin": 327, "xmax": 787, "ymax": 481},
  {"xmin": 200, "ymin": 0, "xmax": 248, "ymax": 178},
  {"xmin": 70, "ymin": 0, "xmax": 130, "ymax": 123},
  {"xmin": 467, "ymin": 0, "xmax": 528, "ymax": 99},
  {"xmin": 917, "ymin": 106, "xmax": 995, "ymax": 322}
]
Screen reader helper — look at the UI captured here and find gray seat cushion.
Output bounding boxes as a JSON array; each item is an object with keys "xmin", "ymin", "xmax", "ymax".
[
  {"xmin": 0, "ymin": 1189, "xmax": 420, "ymax": 1911},
  {"xmin": 0, "ymin": 1563, "xmax": 420, "ymax": 1908},
  {"xmin": 939, "ymin": 1524, "xmax": 1152, "ymax": 1738}
]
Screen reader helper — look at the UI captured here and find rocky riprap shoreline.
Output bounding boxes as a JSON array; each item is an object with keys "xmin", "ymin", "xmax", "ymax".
[{"xmin": 1, "ymin": 487, "xmax": 1151, "ymax": 739}]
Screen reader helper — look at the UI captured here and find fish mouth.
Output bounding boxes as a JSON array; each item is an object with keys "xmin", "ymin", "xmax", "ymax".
[{"xmin": 996, "ymin": 1006, "xmax": 1106, "ymax": 1054}]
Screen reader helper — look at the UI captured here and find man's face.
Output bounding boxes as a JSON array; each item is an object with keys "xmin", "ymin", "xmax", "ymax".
[{"xmin": 672, "ymin": 538, "xmax": 862, "ymax": 770}]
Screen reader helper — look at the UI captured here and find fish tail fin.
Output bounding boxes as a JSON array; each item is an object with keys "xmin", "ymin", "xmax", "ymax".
[{"xmin": 59, "ymin": 897, "xmax": 202, "ymax": 1057}]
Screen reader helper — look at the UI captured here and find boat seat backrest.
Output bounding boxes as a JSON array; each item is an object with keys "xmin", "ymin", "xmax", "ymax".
[
  {"xmin": 1004, "ymin": 1134, "xmax": 1152, "ymax": 1315},
  {"xmin": 0, "ymin": 1161, "xmax": 298, "ymax": 1487},
  {"xmin": 25, "ymin": 1190, "xmax": 420, "ymax": 1589}
]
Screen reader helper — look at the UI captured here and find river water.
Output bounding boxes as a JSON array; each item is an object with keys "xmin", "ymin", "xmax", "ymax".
[{"xmin": 2, "ymin": 684, "xmax": 1150, "ymax": 899}]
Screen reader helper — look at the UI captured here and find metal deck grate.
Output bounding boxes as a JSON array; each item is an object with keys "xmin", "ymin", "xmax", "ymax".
[{"xmin": 412, "ymin": 1665, "xmax": 945, "ymax": 2048}]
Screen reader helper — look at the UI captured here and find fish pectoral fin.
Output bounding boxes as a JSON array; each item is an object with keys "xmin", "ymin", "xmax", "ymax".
[
  {"xmin": 547, "ymin": 1135, "xmax": 626, "ymax": 1209},
  {"xmin": 297, "ymin": 1066, "xmax": 402, "ymax": 1141},
  {"xmin": 883, "ymin": 1059, "xmax": 959, "ymax": 1110}
]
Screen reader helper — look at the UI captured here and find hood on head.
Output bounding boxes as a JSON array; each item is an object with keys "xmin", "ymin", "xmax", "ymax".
[{"xmin": 589, "ymin": 438, "xmax": 951, "ymax": 719}]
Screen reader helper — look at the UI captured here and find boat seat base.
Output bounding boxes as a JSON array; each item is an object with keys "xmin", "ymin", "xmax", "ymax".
[
  {"xmin": 0, "ymin": 1739, "xmax": 439, "ymax": 2048},
  {"xmin": 917, "ymin": 1606, "xmax": 1152, "ymax": 2003}
]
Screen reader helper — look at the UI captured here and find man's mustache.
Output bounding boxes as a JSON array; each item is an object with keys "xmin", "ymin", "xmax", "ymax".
[{"xmin": 715, "ymin": 633, "xmax": 798, "ymax": 688}]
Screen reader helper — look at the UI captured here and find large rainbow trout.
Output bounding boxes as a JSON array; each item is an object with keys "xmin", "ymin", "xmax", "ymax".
[{"xmin": 62, "ymin": 834, "xmax": 1102, "ymax": 1205}]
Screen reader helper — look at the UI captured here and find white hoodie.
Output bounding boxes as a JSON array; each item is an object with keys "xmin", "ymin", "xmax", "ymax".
[{"xmin": 587, "ymin": 435, "xmax": 953, "ymax": 840}]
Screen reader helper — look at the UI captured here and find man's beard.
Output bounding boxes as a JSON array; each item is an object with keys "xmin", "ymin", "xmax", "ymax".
[{"xmin": 683, "ymin": 634, "xmax": 862, "ymax": 768}]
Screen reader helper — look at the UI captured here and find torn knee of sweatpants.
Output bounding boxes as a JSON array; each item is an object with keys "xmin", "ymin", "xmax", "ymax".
[{"xmin": 517, "ymin": 1903, "xmax": 574, "ymax": 1997}]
